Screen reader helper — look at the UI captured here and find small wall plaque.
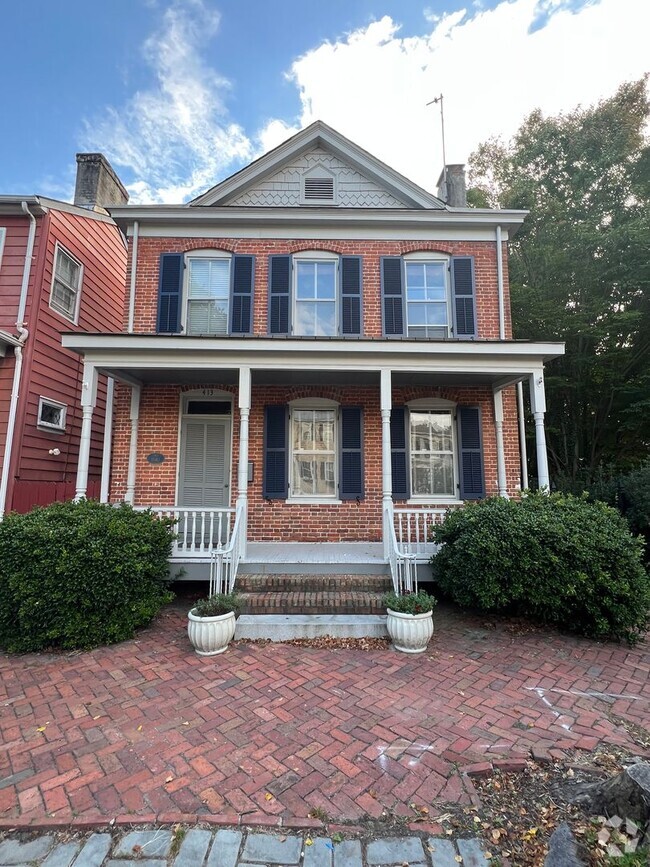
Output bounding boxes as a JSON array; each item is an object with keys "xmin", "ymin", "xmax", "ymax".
[{"xmin": 146, "ymin": 453, "xmax": 166, "ymax": 465}]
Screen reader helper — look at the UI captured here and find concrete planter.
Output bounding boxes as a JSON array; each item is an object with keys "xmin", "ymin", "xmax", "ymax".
[
  {"xmin": 187, "ymin": 609, "xmax": 236, "ymax": 656},
  {"xmin": 386, "ymin": 608, "xmax": 433, "ymax": 654}
]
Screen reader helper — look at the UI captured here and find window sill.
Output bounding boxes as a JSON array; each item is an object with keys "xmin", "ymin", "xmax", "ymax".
[
  {"xmin": 286, "ymin": 498, "xmax": 342, "ymax": 505},
  {"xmin": 405, "ymin": 498, "xmax": 460, "ymax": 506},
  {"xmin": 37, "ymin": 424, "xmax": 65, "ymax": 434}
]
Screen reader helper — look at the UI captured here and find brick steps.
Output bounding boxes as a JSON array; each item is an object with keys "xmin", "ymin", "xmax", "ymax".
[
  {"xmin": 236, "ymin": 573, "xmax": 391, "ymax": 593},
  {"xmin": 239, "ymin": 590, "xmax": 386, "ymax": 615}
]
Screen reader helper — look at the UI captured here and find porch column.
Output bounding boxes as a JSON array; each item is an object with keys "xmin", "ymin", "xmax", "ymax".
[
  {"xmin": 74, "ymin": 363, "xmax": 98, "ymax": 501},
  {"xmin": 100, "ymin": 377, "xmax": 114, "ymax": 503},
  {"xmin": 237, "ymin": 367, "xmax": 251, "ymax": 556},
  {"xmin": 380, "ymin": 369, "xmax": 393, "ymax": 559},
  {"xmin": 517, "ymin": 381, "xmax": 529, "ymax": 490},
  {"xmin": 529, "ymin": 370, "xmax": 550, "ymax": 492},
  {"xmin": 493, "ymin": 388, "xmax": 508, "ymax": 498},
  {"xmin": 124, "ymin": 384, "xmax": 141, "ymax": 504}
]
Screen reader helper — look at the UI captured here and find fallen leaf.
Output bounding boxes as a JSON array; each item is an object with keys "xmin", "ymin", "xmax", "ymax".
[
  {"xmin": 182, "ymin": 721, "xmax": 190, "ymax": 726},
  {"xmin": 36, "ymin": 726, "xmax": 47, "ymax": 732},
  {"xmin": 305, "ymin": 837, "xmax": 313, "ymax": 846},
  {"xmin": 137, "ymin": 725, "xmax": 143, "ymax": 731},
  {"xmin": 455, "ymin": 857, "xmax": 463, "ymax": 863},
  {"xmin": 264, "ymin": 792, "xmax": 274, "ymax": 801},
  {"xmin": 165, "ymin": 775, "xmax": 174, "ymax": 783},
  {"xmin": 93, "ymin": 715, "xmax": 101, "ymax": 720}
]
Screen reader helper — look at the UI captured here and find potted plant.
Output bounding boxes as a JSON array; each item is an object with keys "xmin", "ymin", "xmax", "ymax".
[
  {"xmin": 382, "ymin": 590, "xmax": 436, "ymax": 654},
  {"xmin": 187, "ymin": 593, "xmax": 242, "ymax": 656}
]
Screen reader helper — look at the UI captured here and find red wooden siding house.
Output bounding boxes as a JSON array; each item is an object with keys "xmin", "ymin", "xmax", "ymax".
[
  {"xmin": 0, "ymin": 155, "xmax": 128, "ymax": 516},
  {"xmin": 63, "ymin": 123, "xmax": 563, "ymax": 594}
]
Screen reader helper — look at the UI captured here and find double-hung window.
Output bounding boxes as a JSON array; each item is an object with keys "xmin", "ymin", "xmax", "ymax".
[
  {"xmin": 294, "ymin": 259, "xmax": 337, "ymax": 336},
  {"xmin": 409, "ymin": 409, "xmax": 456, "ymax": 497},
  {"xmin": 50, "ymin": 245, "xmax": 83, "ymax": 322},
  {"xmin": 290, "ymin": 407, "xmax": 337, "ymax": 498},
  {"xmin": 185, "ymin": 254, "xmax": 231, "ymax": 335},
  {"xmin": 405, "ymin": 260, "xmax": 449, "ymax": 338}
]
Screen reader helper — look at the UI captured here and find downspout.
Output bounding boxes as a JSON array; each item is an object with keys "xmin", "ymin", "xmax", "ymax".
[
  {"xmin": 0, "ymin": 201, "xmax": 36, "ymax": 518},
  {"xmin": 495, "ymin": 225, "xmax": 505, "ymax": 341},
  {"xmin": 127, "ymin": 220, "xmax": 139, "ymax": 333}
]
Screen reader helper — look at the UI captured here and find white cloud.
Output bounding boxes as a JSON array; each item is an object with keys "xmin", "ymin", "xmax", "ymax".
[
  {"xmin": 82, "ymin": 0, "xmax": 252, "ymax": 203},
  {"xmin": 279, "ymin": 0, "xmax": 650, "ymax": 193}
]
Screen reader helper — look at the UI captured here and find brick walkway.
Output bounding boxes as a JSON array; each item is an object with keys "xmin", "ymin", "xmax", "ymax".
[{"xmin": 1, "ymin": 603, "xmax": 648, "ymax": 825}]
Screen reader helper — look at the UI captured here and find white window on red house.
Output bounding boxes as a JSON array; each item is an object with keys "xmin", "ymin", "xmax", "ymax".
[
  {"xmin": 37, "ymin": 397, "xmax": 67, "ymax": 432},
  {"xmin": 405, "ymin": 260, "xmax": 450, "ymax": 338},
  {"xmin": 294, "ymin": 259, "xmax": 337, "ymax": 336},
  {"xmin": 185, "ymin": 255, "xmax": 231, "ymax": 335},
  {"xmin": 290, "ymin": 408, "xmax": 337, "ymax": 498},
  {"xmin": 50, "ymin": 246, "xmax": 83, "ymax": 321},
  {"xmin": 409, "ymin": 410, "xmax": 457, "ymax": 497}
]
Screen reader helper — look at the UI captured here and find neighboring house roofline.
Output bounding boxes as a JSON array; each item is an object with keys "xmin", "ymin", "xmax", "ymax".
[
  {"xmin": 188, "ymin": 121, "xmax": 446, "ymax": 210},
  {"xmin": 0, "ymin": 195, "xmax": 117, "ymax": 224}
]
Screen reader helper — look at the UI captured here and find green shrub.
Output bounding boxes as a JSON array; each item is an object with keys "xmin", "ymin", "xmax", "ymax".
[
  {"xmin": 431, "ymin": 493, "xmax": 650, "ymax": 643},
  {"xmin": 382, "ymin": 590, "xmax": 436, "ymax": 614},
  {"xmin": 192, "ymin": 593, "xmax": 242, "ymax": 618},
  {"xmin": 0, "ymin": 499, "xmax": 175, "ymax": 652}
]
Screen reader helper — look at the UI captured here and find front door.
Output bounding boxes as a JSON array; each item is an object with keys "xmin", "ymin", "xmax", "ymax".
[{"xmin": 179, "ymin": 418, "xmax": 231, "ymax": 508}]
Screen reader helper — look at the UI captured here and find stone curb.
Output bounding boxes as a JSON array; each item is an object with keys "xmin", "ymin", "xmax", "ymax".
[{"xmin": 0, "ymin": 814, "xmax": 325, "ymax": 833}]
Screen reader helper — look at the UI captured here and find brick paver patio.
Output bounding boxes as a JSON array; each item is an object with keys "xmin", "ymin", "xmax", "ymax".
[{"xmin": 1, "ymin": 602, "xmax": 648, "ymax": 825}]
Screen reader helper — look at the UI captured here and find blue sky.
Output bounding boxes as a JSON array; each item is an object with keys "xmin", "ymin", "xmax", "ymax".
[{"xmin": 1, "ymin": 0, "xmax": 647, "ymax": 203}]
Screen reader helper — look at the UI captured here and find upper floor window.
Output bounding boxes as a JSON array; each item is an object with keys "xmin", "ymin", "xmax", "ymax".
[
  {"xmin": 50, "ymin": 245, "xmax": 83, "ymax": 322},
  {"xmin": 185, "ymin": 253, "xmax": 231, "ymax": 335},
  {"xmin": 269, "ymin": 252, "xmax": 361, "ymax": 337},
  {"xmin": 382, "ymin": 254, "xmax": 476, "ymax": 339},
  {"xmin": 156, "ymin": 251, "xmax": 254, "ymax": 335},
  {"xmin": 405, "ymin": 259, "xmax": 450, "ymax": 338},
  {"xmin": 294, "ymin": 257, "xmax": 337, "ymax": 336}
]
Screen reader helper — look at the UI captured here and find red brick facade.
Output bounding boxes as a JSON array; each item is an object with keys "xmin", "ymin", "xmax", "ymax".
[{"xmin": 108, "ymin": 234, "xmax": 521, "ymax": 543}]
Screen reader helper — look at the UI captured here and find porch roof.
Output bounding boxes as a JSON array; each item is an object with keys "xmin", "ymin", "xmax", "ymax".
[{"xmin": 61, "ymin": 333, "xmax": 563, "ymax": 389}]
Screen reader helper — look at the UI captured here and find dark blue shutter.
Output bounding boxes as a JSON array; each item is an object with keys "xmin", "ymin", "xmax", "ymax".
[
  {"xmin": 390, "ymin": 407, "xmax": 409, "ymax": 500},
  {"xmin": 457, "ymin": 406, "xmax": 485, "ymax": 499},
  {"xmin": 381, "ymin": 257, "xmax": 404, "ymax": 335},
  {"xmin": 340, "ymin": 256, "xmax": 362, "ymax": 336},
  {"xmin": 263, "ymin": 406, "xmax": 288, "ymax": 499},
  {"xmin": 269, "ymin": 255, "xmax": 291, "ymax": 334},
  {"xmin": 339, "ymin": 407, "xmax": 363, "ymax": 500},
  {"xmin": 230, "ymin": 255, "xmax": 254, "ymax": 334},
  {"xmin": 451, "ymin": 257, "xmax": 477, "ymax": 338},
  {"xmin": 156, "ymin": 253, "xmax": 183, "ymax": 333}
]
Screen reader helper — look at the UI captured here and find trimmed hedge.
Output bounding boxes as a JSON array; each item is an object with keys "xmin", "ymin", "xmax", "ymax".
[
  {"xmin": 0, "ymin": 499, "xmax": 175, "ymax": 652},
  {"xmin": 431, "ymin": 493, "xmax": 650, "ymax": 643}
]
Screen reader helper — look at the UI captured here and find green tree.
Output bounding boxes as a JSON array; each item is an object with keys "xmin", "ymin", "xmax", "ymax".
[{"xmin": 468, "ymin": 78, "xmax": 650, "ymax": 486}]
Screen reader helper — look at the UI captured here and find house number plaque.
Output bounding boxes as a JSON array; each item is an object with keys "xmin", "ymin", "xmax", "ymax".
[{"xmin": 146, "ymin": 453, "xmax": 166, "ymax": 465}]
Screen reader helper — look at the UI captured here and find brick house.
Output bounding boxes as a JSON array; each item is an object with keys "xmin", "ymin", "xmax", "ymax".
[
  {"xmin": 0, "ymin": 155, "xmax": 128, "ymax": 516},
  {"xmin": 63, "ymin": 122, "xmax": 563, "ymax": 592}
]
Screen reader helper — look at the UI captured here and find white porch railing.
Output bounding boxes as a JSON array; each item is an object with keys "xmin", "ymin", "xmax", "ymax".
[
  {"xmin": 383, "ymin": 502, "xmax": 417, "ymax": 595},
  {"xmin": 209, "ymin": 502, "xmax": 246, "ymax": 595},
  {"xmin": 394, "ymin": 507, "xmax": 449, "ymax": 561},
  {"xmin": 134, "ymin": 506, "xmax": 235, "ymax": 557}
]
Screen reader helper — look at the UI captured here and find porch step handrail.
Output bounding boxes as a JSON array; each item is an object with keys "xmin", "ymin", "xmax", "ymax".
[
  {"xmin": 393, "ymin": 506, "xmax": 448, "ymax": 561},
  {"xmin": 209, "ymin": 501, "xmax": 246, "ymax": 596},
  {"xmin": 383, "ymin": 502, "xmax": 417, "ymax": 596}
]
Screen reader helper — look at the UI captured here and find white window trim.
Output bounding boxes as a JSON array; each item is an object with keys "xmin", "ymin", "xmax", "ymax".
[
  {"xmin": 291, "ymin": 251, "xmax": 339, "ymax": 338},
  {"xmin": 403, "ymin": 251, "xmax": 452, "ymax": 339},
  {"xmin": 182, "ymin": 249, "xmax": 232, "ymax": 336},
  {"xmin": 49, "ymin": 243, "xmax": 83, "ymax": 324},
  {"xmin": 37, "ymin": 396, "xmax": 67, "ymax": 432},
  {"xmin": 0, "ymin": 227, "xmax": 6, "ymax": 271},
  {"xmin": 406, "ymin": 398, "xmax": 460, "ymax": 503},
  {"xmin": 288, "ymin": 397, "xmax": 339, "ymax": 501},
  {"xmin": 300, "ymin": 163, "xmax": 338, "ymax": 206}
]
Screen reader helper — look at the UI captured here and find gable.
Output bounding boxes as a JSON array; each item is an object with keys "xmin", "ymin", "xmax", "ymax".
[
  {"xmin": 190, "ymin": 121, "xmax": 445, "ymax": 210},
  {"xmin": 224, "ymin": 147, "xmax": 410, "ymax": 208}
]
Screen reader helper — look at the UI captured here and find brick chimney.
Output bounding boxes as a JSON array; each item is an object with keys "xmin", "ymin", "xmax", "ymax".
[
  {"xmin": 436, "ymin": 164, "xmax": 467, "ymax": 208},
  {"xmin": 73, "ymin": 153, "xmax": 129, "ymax": 211}
]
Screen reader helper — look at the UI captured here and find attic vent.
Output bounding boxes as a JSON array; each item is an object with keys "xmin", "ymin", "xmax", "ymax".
[{"xmin": 304, "ymin": 176, "xmax": 335, "ymax": 201}]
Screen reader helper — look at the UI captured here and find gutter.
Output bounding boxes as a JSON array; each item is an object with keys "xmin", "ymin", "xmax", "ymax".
[{"xmin": 0, "ymin": 202, "xmax": 36, "ymax": 518}]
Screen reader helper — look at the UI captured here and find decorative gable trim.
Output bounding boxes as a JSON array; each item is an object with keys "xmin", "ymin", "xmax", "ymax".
[{"xmin": 190, "ymin": 121, "xmax": 445, "ymax": 210}]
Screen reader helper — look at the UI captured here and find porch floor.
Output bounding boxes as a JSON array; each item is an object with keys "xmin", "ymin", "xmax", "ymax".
[{"xmin": 243, "ymin": 542, "xmax": 385, "ymax": 564}]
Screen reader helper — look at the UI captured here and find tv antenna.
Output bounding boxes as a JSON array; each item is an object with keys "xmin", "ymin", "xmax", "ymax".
[{"xmin": 426, "ymin": 93, "xmax": 447, "ymax": 199}]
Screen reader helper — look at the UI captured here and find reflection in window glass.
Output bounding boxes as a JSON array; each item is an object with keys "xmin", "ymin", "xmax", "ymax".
[
  {"xmin": 405, "ymin": 261, "xmax": 448, "ymax": 338},
  {"xmin": 295, "ymin": 260, "xmax": 336, "ymax": 336},
  {"xmin": 291, "ymin": 408, "xmax": 336, "ymax": 497},
  {"xmin": 410, "ymin": 410, "xmax": 455, "ymax": 496}
]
